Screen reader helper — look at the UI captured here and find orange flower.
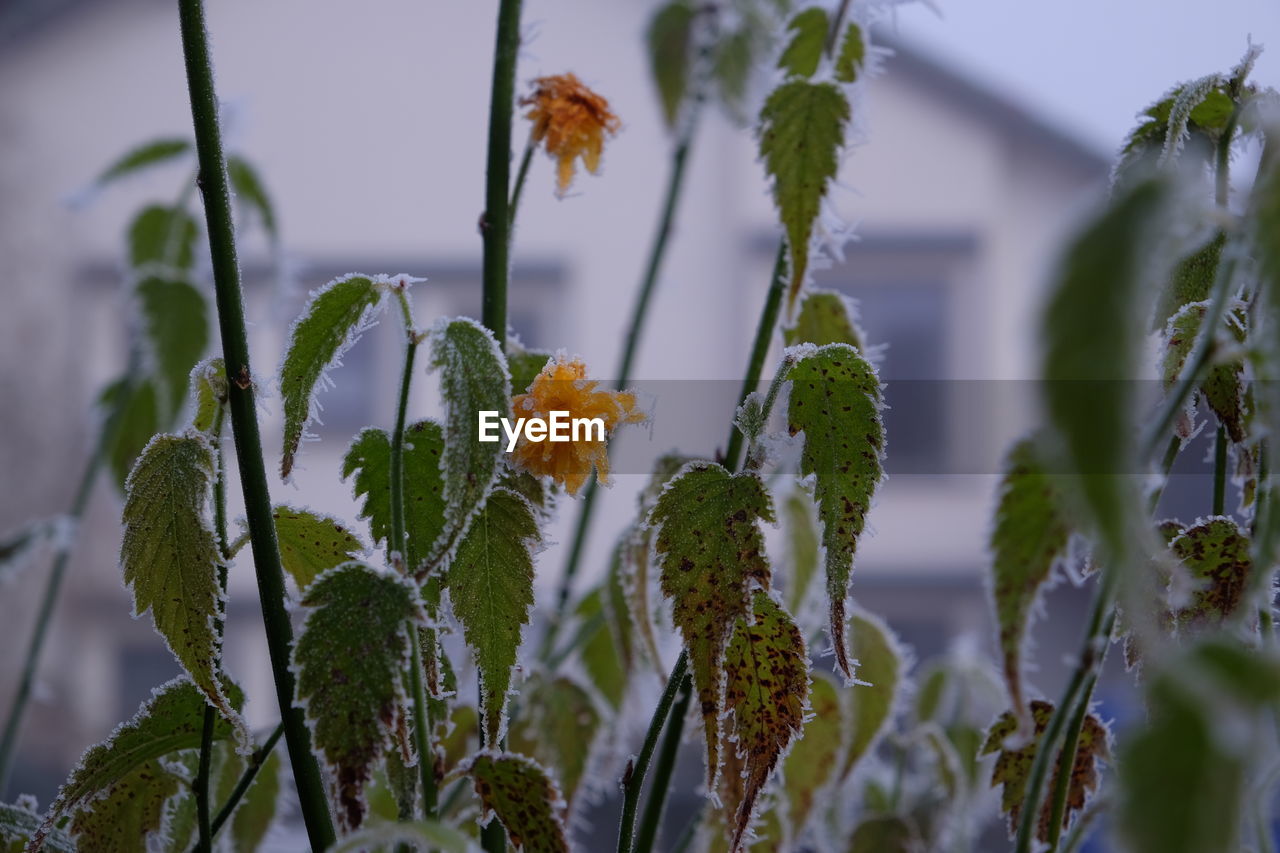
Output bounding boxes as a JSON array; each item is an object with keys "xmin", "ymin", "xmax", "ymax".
[
  {"xmin": 510, "ymin": 355, "xmax": 645, "ymax": 495},
  {"xmin": 521, "ymin": 73, "xmax": 621, "ymax": 196}
]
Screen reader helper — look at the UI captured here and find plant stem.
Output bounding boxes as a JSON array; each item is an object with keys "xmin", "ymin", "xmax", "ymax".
[
  {"xmin": 1043, "ymin": 677, "xmax": 1099, "ymax": 852},
  {"xmin": 189, "ymin": 722, "xmax": 285, "ymax": 852},
  {"xmin": 1213, "ymin": 424, "xmax": 1228, "ymax": 516},
  {"xmin": 176, "ymin": 1, "xmax": 334, "ymax": 846},
  {"xmin": 616, "ymin": 652, "xmax": 690, "ymax": 853},
  {"xmin": 481, "ymin": 0, "xmax": 523, "ymax": 352},
  {"xmin": 724, "ymin": 243, "xmax": 788, "ymax": 471},
  {"xmin": 539, "ymin": 116, "xmax": 701, "ymax": 660},
  {"xmin": 508, "ymin": 140, "xmax": 534, "ymax": 229},
  {"xmin": 633, "ymin": 675, "xmax": 692, "ymax": 853}
]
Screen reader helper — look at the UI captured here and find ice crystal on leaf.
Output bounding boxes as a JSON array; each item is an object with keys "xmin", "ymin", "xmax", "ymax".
[{"xmin": 521, "ymin": 73, "xmax": 621, "ymax": 197}]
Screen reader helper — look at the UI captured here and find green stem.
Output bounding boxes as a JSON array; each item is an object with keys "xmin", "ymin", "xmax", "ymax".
[
  {"xmin": 1213, "ymin": 425, "xmax": 1228, "ymax": 516},
  {"xmin": 633, "ymin": 675, "xmax": 692, "ymax": 853},
  {"xmin": 508, "ymin": 140, "xmax": 535, "ymax": 229},
  {"xmin": 176, "ymin": 2, "xmax": 335, "ymax": 846},
  {"xmin": 1044, "ymin": 678, "xmax": 1099, "ymax": 852},
  {"xmin": 724, "ymin": 243, "xmax": 787, "ymax": 471},
  {"xmin": 189, "ymin": 722, "xmax": 285, "ymax": 852},
  {"xmin": 616, "ymin": 652, "xmax": 690, "ymax": 853},
  {"xmin": 539, "ymin": 116, "xmax": 701, "ymax": 660},
  {"xmin": 825, "ymin": 0, "xmax": 853, "ymax": 55},
  {"xmin": 194, "ymin": 710, "xmax": 216, "ymax": 853},
  {"xmin": 481, "ymin": 0, "xmax": 523, "ymax": 352}
]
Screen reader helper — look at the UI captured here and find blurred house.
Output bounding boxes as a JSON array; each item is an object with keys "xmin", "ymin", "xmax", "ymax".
[{"xmin": 0, "ymin": 0, "xmax": 1110, "ymax": 817}]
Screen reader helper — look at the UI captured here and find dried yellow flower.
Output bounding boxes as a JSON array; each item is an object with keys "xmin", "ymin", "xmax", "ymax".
[
  {"xmin": 510, "ymin": 355, "xmax": 645, "ymax": 495},
  {"xmin": 521, "ymin": 73, "xmax": 621, "ymax": 196}
]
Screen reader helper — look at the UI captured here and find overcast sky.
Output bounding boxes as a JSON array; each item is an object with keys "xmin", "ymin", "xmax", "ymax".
[{"xmin": 888, "ymin": 0, "xmax": 1279, "ymax": 154}]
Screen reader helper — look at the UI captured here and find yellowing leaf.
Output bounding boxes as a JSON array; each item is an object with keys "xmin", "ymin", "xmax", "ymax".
[
  {"xmin": 268, "ymin": 505, "xmax": 366, "ymax": 593},
  {"xmin": 466, "ymin": 753, "xmax": 569, "ymax": 853},
  {"xmin": 1168, "ymin": 517, "xmax": 1253, "ymax": 631},
  {"xmin": 781, "ymin": 671, "xmax": 842, "ymax": 835},
  {"xmin": 841, "ymin": 611, "xmax": 903, "ymax": 778},
  {"xmin": 69, "ymin": 761, "xmax": 180, "ymax": 853}
]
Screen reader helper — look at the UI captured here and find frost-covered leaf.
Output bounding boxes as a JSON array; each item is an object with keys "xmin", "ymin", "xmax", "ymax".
[
  {"xmin": 781, "ymin": 671, "xmax": 842, "ymax": 835},
  {"xmin": 652, "ymin": 463, "xmax": 775, "ymax": 787},
  {"xmin": 0, "ymin": 801, "xmax": 73, "ymax": 853},
  {"xmin": 841, "ymin": 611, "xmax": 903, "ymax": 777},
  {"xmin": 279, "ymin": 274, "xmax": 386, "ymax": 479},
  {"xmin": 1168, "ymin": 517, "xmax": 1253, "ymax": 630},
  {"xmin": 327, "ymin": 820, "xmax": 476, "ymax": 853},
  {"xmin": 227, "ymin": 155, "xmax": 278, "ymax": 242},
  {"xmin": 605, "ymin": 537, "xmax": 638, "ymax": 672},
  {"xmin": 646, "ymin": 1, "xmax": 696, "ymax": 129},
  {"xmin": 759, "ymin": 80, "xmax": 850, "ymax": 309},
  {"xmin": 31, "ymin": 678, "xmax": 242, "ymax": 850},
  {"xmin": 292, "ymin": 562, "xmax": 425, "ymax": 830},
  {"xmin": 1161, "ymin": 300, "xmax": 1248, "ymax": 443},
  {"xmin": 69, "ymin": 760, "xmax": 180, "ymax": 853},
  {"xmin": 103, "ymin": 377, "xmax": 160, "ymax": 493},
  {"xmin": 268, "ymin": 506, "xmax": 366, "ymax": 593},
  {"xmin": 508, "ymin": 675, "xmax": 601, "ymax": 809},
  {"xmin": 439, "ymin": 704, "xmax": 480, "ymax": 778},
  {"xmin": 447, "ymin": 489, "xmax": 539, "ymax": 745},
  {"xmin": 0, "ymin": 517, "xmax": 66, "ymax": 585},
  {"xmin": 137, "ymin": 276, "xmax": 209, "ymax": 422},
  {"xmin": 1041, "ymin": 176, "xmax": 1173, "ymax": 551},
  {"xmin": 990, "ymin": 438, "xmax": 1070, "ymax": 714},
  {"xmin": 1152, "ymin": 232, "xmax": 1224, "ymax": 332},
  {"xmin": 777, "ymin": 7, "xmax": 827, "ymax": 79},
  {"xmin": 128, "ymin": 205, "xmax": 198, "ymax": 271},
  {"xmin": 834, "ymin": 22, "xmax": 866, "ymax": 83},
  {"xmin": 981, "ymin": 699, "xmax": 1109, "ymax": 843},
  {"xmin": 428, "ymin": 318, "xmax": 511, "ymax": 569},
  {"xmin": 782, "ymin": 487, "xmax": 820, "ymax": 615},
  {"xmin": 93, "ymin": 138, "xmax": 191, "ymax": 188},
  {"xmin": 787, "ymin": 344, "xmax": 884, "ymax": 678},
  {"xmin": 189, "ymin": 357, "xmax": 227, "ymax": 434},
  {"xmin": 466, "ymin": 753, "xmax": 569, "ymax": 853},
  {"xmin": 576, "ymin": 590, "xmax": 627, "ymax": 710},
  {"xmin": 782, "ymin": 288, "xmax": 865, "ymax": 349},
  {"xmin": 507, "ymin": 347, "xmax": 553, "ymax": 397},
  {"xmin": 120, "ymin": 433, "xmax": 242, "ymax": 737},
  {"xmin": 848, "ymin": 816, "xmax": 914, "ymax": 853}
]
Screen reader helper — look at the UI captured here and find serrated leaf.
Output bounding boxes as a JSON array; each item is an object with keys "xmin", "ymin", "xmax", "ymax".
[
  {"xmin": 982, "ymin": 699, "xmax": 1109, "ymax": 843},
  {"xmin": 848, "ymin": 816, "xmax": 914, "ymax": 853},
  {"xmin": 188, "ymin": 357, "xmax": 227, "ymax": 434},
  {"xmin": 507, "ymin": 347, "xmax": 553, "ymax": 397},
  {"xmin": 31, "ymin": 678, "xmax": 242, "ymax": 850},
  {"xmin": 990, "ymin": 438, "xmax": 1071, "ymax": 714},
  {"xmin": 646, "ymin": 1, "xmax": 696, "ymax": 129},
  {"xmin": 94, "ymin": 138, "xmax": 191, "ymax": 188},
  {"xmin": 120, "ymin": 433, "xmax": 242, "ymax": 737},
  {"xmin": 1167, "ymin": 517, "xmax": 1253, "ymax": 630},
  {"xmin": 428, "ymin": 318, "xmax": 511, "ymax": 569},
  {"xmin": 466, "ymin": 753, "xmax": 569, "ymax": 853},
  {"xmin": 69, "ymin": 760, "xmax": 180, "ymax": 853},
  {"xmin": 777, "ymin": 7, "xmax": 827, "ymax": 79},
  {"xmin": 576, "ymin": 591, "xmax": 627, "ymax": 709},
  {"xmin": 268, "ymin": 506, "xmax": 366, "ymax": 593},
  {"xmin": 1152, "ymin": 232, "xmax": 1224, "ymax": 332},
  {"xmin": 1041, "ymin": 176, "xmax": 1173, "ymax": 553},
  {"xmin": 137, "ymin": 276, "xmax": 209, "ymax": 422},
  {"xmin": 782, "ymin": 288, "xmax": 865, "ymax": 349},
  {"xmin": 0, "ymin": 801, "xmax": 73, "ymax": 853},
  {"xmin": 508, "ymin": 675, "xmax": 601, "ymax": 809},
  {"xmin": 226, "ymin": 155, "xmax": 278, "ymax": 242},
  {"xmin": 279, "ymin": 274, "xmax": 386, "ymax": 479},
  {"xmin": 652, "ymin": 463, "xmax": 775, "ymax": 787},
  {"xmin": 841, "ymin": 611, "xmax": 902, "ymax": 777},
  {"xmin": 834, "ymin": 22, "xmax": 866, "ymax": 83},
  {"xmin": 721, "ymin": 593, "xmax": 808, "ymax": 849},
  {"xmin": 104, "ymin": 377, "xmax": 160, "ymax": 493},
  {"xmin": 1161, "ymin": 300, "xmax": 1248, "ymax": 443},
  {"xmin": 786, "ymin": 343, "xmax": 884, "ymax": 678},
  {"xmin": 781, "ymin": 671, "xmax": 842, "ymax": 836},
  {"xmin": 447, "ymin": 489, "xmax": 539, "ymax": 745},
  {"xmin": 782, "ymin": 487, "xmax": 820, "ymax": 615},
  {"xmin": 293, "ymin": 562, "xmax": 425, "ymax": 830},
  {"xmin": 128, "ymin": 205, "xmax": 198, "ymax": 271},
  {"xmin": 759, "ymin": 80, "xmax": 850, "ymax": 309}
]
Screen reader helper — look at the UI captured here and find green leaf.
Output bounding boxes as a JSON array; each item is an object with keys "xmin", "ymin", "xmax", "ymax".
[
  {"xmin": 782, "ymin": 487, "xmax": 820, "ymax": 615},
  {"xmin": 226, "ymin": 155, "xmax": 278, "ymax": 242},
  {"xmin": 576, "ymin": 590, "xmax": 627, "ymax": 710},
  {"xmin": 327, "ymin": 820, "xmax": 477, "ymax": 853},
  {"xmin": 188, "ymin": 357, "xmax": 227, "ymax": 434},
  {"xmin": 1152, "ymin": 232, "xmax": 1224, "ymax": 332},
  {"xmin": 777, "ymin": 7, "xmax": 828, "ymax": 79},
  {"xmin": 508, "ymin": 675, "xmax": 601, "ymax": 808},
  {"xmin": 446, "ymin": 489, "xmax": 539, "ymax": 745},
  {"xmin": 427, "ymin": 318, "xmax": 511, "ymax": 569},
  {"xmin": 213, "ymin": 744, "xmax": 281, "ymax": 852},
  {"xmin": 786, "ymin": 343, "xmax": 885, "ymax": 678},
  {"xmin": 721, "ymin": 593, "xmax": 808, "ymax": 849},
  {"xmin": 713, "ymin": 27, "xmax": 756, "ymax": 121},
  {"xmin": 1161, "ymin": 300, "xmax": 1248, "ymax": 443},
  {"xmin": 268, "ymin": 505, "xmax": 367, "ymax": 592},
  {"xmin": 782, "ymin": 671, "xmax": 842, "ymax": 835},
  {"xmin": 293, "ymin": 563, "xmax": 424, "ymax": 830},
  {"xmin": 646, "ymin": 1, "xmax": 696, "ymax": 129},
  {"xmin": 782, "ymin": 288, "xmax": 866, "ymax": 349},
  {"xmin": 1167, "ymin": 517, "xmax": 1253, "ymax": 630},
  {"xmin": 1041, "ymin": 176, "xmax": 1173, "ymax": 554},
  {"xmin": 120, "ymin": 433, "xmax": 243, "ymax": 738},
  {"xmin": 94, "ymin": 138, "xmax": 191, "ymax": 188},
  {"xmin": 69, "ymin": 761, "xmax": 181, "ymax": 853},
  {"xmin": 834, "ymin": 22, "xmax": 866, "ymax": 83},
  {"xmin": 604, "ymin": 536, "xmax": 638, "ymax": 673},
  {"xmin": 279, "ymin": 274, "xmax": 386, "ymax": 479},
  {"xmin": 989, "ymin": 437, "xmax": 1071, "ymax": 714},
  {"xmin": 103, "ymin": 377, "xmax": 160, "ymax": 493},
  {"xmin": 466, "ymin": 753, "xmax": 569, "ymax": 853},
  {"xmin": 128, "ymin": 205, "xmax": 198, "ymax": 271},
  {"xmin": 848, "ymin": 816, "xmax": 914, "ymax": 853},
  {"xmin": 652, "ymin": 462, "xmax": 775, "ymax": 787},
  {"xmin": 981, "ymin": 699, "xmax": 1109, "ymax": 843},
  {"xmin": 31, "ymin": 678, "xmax": 242, "ymax": 850},
  {"xmin": 137, "ymin": 276, "xmax": 209, "ymax": 422},
  {"xmin": 759, "ymin": 80, "xmax": 850, "ymax": 309},
  {"xmin": 841, "ymin": 611, "xmax": 903, "ymax": 778},
  {"xmin": 0, "ymin": 801, "xmax": 74, "ymax": 853}
]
